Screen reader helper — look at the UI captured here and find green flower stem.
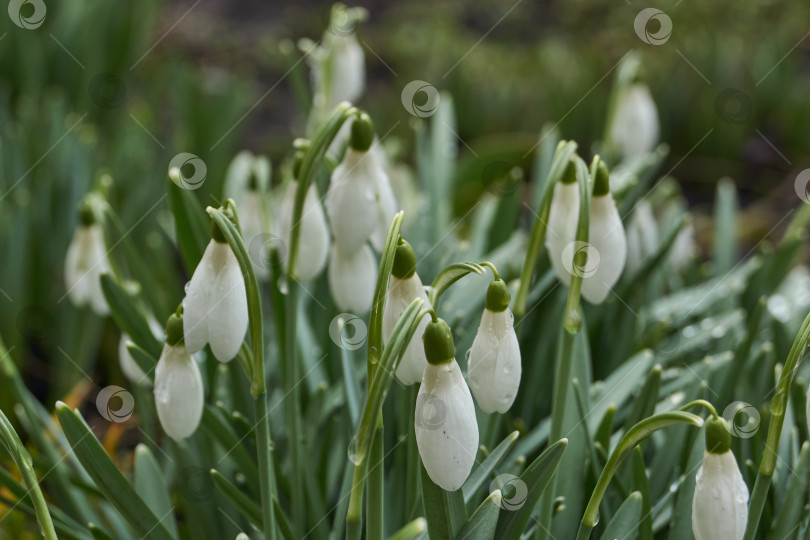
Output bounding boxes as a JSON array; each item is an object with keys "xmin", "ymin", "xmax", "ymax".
[
  {"xmin": 744, "ymin": 310, "xmax": 810, "ymax": 540},
  {"xmin": 427, "ymin": 262, "xmax": 486, "ymax": 309},
  {"xmin": 575, "ymin": 411, "xmax": 705, "ymax": 540},
  {"xmin": 514, "ymin": 140, "xmax": 578, "ymax": 316},
  {"xmin": 207, "ymin": 205, "xmax": 277, "ymax": 540},
  {"xmin": 479, "ymin": 261, "xmax": 501, "ymax": 280},
  {"xmin": 0, "ymin": 407, "xmax": 58, "ymax": 540},
  {"xmin": 678, "ymin": 399, "xmax": 719, "ymax": 419},
  {"xmin": 562, "ymin": 156, "xmax": 594, "ymax": 333}
]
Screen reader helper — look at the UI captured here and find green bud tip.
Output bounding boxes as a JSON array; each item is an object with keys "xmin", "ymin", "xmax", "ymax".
[
  {"xmin": 560, "ymin": 160, "xmax": 577, "ymax": 184},
  {"xmin": 392, "ymin": 238, "xmax": 416, "ymax": 279},
  {"xmin": 422, "ymin": 318, "xmax": 455, "ymax": 365},
  {"xmin": 211, "ymin": 219, "xmax": 227, "ymax": 243},
  {"xmin": 165, "ymin": 312, "xmax": 184, "ymax": 346},
  {"xmin": 78, "ymin": 200, "xmax": 96, "ymax": 226},
  {"xmin": 485, "ymin": 279, "xmax": 511, "ymax": 312},
  {"xmin": 705, "ymin": 417, "xmax": 731, "ymax": 454},
  {"xmin": 247, "ymin": 170, "xmax": 259, "ymax": 191},
  {"xmin": 350, "ymin": 113, "xmax": 374, "ymax": 152},
  {"xmin": 593, "ymin": 160, "xmax": 610, "ymax": 196}
]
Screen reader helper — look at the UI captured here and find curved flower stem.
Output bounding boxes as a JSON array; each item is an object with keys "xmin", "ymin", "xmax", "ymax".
[
  {"xmin": 678, "ymin": 399, "xmax": 719, "ymax": 419},
  {"xmin": 744, "ymin": 310, "xmax": 810, "ymax": 540},
  {"xmin": 207, "ymin": 205, "xmax": 277, "ymax": 540},
  {"xmin": 479, "ymin": 261, "xmax": 500, "ymax": 280},
  {"xmin": 575, "ymin": 411, "xmax": 705, "ymax": 540},
  {"xmin": 514, "ymin": 140, "xmax": 578, "ymax": 316},
  {"xmin": 427, "ymin": 262, "xmax": 485, "ymax": 310}
]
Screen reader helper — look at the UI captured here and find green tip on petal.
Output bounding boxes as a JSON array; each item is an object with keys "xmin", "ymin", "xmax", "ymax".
[
  {"xmin": 247, "ymin": 170, "xmax": 259, "ymax": 191},
  {"xmin": 560, "ymin": 159, "xmax": 577, "ymax": 184},
  {"xmin": 78, "ymin": 200, "xmax": 96, "ymax": 226},
  {"xmin": 392, "ymin": 238, "xmax": 416, "ymax": 279},
  {"xmin": 593, "ymin": 160, "xmax": 610, "ymax": 196},
  {"xmin": 422, "ymin": 318, "xmax": 455, "ymax": 365},
  {"xmin": 165, "ymin": 312, "xmax": 184, "ymax": 346},
  {"xmin": 211, "ymin": 219, "xmax": 227, "ymax": 243},
  {"xmin": 485, "ymin": 279, "xmax": 510, "ymax": 312},
  {"xmin": 350, "ymin": 113, "xmax": 374, "ymax": 152},
  {"xmin": 705, "ymin": 417, "xmax": 731, "ymax": 454}
]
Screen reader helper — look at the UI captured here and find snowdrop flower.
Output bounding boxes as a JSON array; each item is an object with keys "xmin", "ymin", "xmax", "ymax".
[
  {"xmin": 64, "ymin": 204, "xmax": 111, "ymax": 316},
  {"xmin": 326, "ymin": 114, "xmax": 397, "ymax": 254},
  {"xmin": 223, "ymin": 151, "xmax": 271, "ymax": 211},
  {"xmin": 154, "ymin": 312, "xmax": 204, "ymax": 441},
  {"xmin": 328, "ymin": 243, "xmax": 376, "ymax": 314},
  {"xmin": 546, "ymin": 161, "xmax": 580, "ymax": 286},
  {"xmin": 467, "ymin": 278, "xmax": 521, "ymax": 413},
  {"xmin": 692, "ymin": 417, "xmax": 749, "ymax": 540},
  {"xmin": 240, "ymin": 183, "xmax": 271, "ymax": 280},
  {"xmin": 278, "ymin": 178, "xmax": 330, "ymax": 282},
  {"xmin": 580, "ymin": 162, "xmax": 627, "ymax": 304},
  {"xmin": 608, "ymin": 82, "xmax": 659, "ymax": 160},
  {"xmin": 416, "ymin": 318, "xmax": 479, "ymax": 491},
  {"xmin": 625, "ymin": 200, "xmax": 659, "ymax": 275},
  {"xmin": 182, "ymin": 222, "xmax": 248, "ymax": 363},
  {"xmin": 382, "ymin": 239, "xmax": 431, "ymax": 385},
  {"xmin": 119, "ymin": 316, "xmax": 163, "ymax": 386},
  {"xmin": 671, "ymin": 219, "xmax": 697, "ymax": 272}
]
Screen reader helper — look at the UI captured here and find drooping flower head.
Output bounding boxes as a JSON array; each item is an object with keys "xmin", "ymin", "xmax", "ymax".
[
  {"xmin": 328, "ymin": 243, "xmax": 376, "ymax": 314},
  {"xmin": 467, "ymin": 277, "xmax": 521, "ymax": 413},
  {"xmin": 415, "ymin": 317, "xmax": 479, "ymax": 491},
  {"xmin": 182, "ymin": 219, "xmax": 248, "ymax": 363},
  {"xmin": 64, "ymin": 200, "xmax": 111, "ymax": 316},
  {"xmin": 546, "ymin": 160, "xmax": 579, "ymax": 287},
  {"xmin": 119, "ymin": 315, "xmax": 163, "ymax": 386},
  {"xmin": 692, "ymin": 417, "xmax": 749, "ymax": 540},
  {"xmin": 154, "ymin": 311, "xmax": 204, "ymax": 441},
  {"xmin": 383, "ymin": 238, "xmax": 431, "ymax": 385},
  {"xmin": 608, "ymin": 82, "xmax": 659, "ymax": 161}
]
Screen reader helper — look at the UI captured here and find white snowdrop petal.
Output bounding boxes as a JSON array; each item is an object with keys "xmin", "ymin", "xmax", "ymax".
[
  {"xmin": 581, "ymin": 194, "xmax": 627, "ymax": 304},
  {"xmin": 86, "ymin": 226, "xmax": 111, "ymax": 315},
  {"xmin": 154, "ymin": 345, "xmax": 204, "ymax": 441},
  {"xmin": 609, "ymin": 83, "xmax": 659, "ymax": 160},
  {"xmin": 625, "ymin": 200, "xmax": 658, "ymax": 274},
  {"xmin": 326, "ymin": 149, "xmax": 381, "ymax": 254},
  {"xmin": 207, "ymin": 248, "xmax": 249, "ymax": 363},
  {"xmin": 328, "ymin": 244, "xmax": 376, "ymax": 314},
  {"xmin": 415, "ymin": 361, "xmax": 479, "ymax": 491},
  {"xmin": 240, "ymin": 191, "xmax": 269, "ymax": 280},
  {"xmin": 383, "ymin": 274, "xmax": 432, "ymax": 385},
  {"xmin": 692, "ymin": 451, "xmax": 749, "ymax": 540},
  {"xmin": 370, "ymin": 148, "xmax": 397, "ymax": 251},
  {"xmin": 329, "ymin": 34, "xmax": 365, "ymax": 108},
  {"xmin": 546, "ymin": 182, "xmax": 580, "ymax": 286},
  {"xmin": 467, "ymin": 309, "xmax": 521, "ymax": 413},
  {"xmin": 280, "ymin": 183, "xmax": 331, "ymax": 281},
  {"xmin": 119, "ymin": 334, "xmax": 149, "ymax": 385},
  {"xmin": 64, "ymin": 225, "xmax": 110, "ymax": 314},
  {"xmin": 182, "ymin": 240, "xmax": 219, "ymax": 354}
]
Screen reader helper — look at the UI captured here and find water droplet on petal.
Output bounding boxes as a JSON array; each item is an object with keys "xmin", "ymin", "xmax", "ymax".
[{"xmin": 347, "ymin": 436, "xmax": 361, "ymax": 465}]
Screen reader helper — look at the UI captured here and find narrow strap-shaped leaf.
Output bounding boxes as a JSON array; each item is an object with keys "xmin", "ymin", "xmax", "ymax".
[
  {"xmin": 599, "ymin": 491, "xmax": 642, "ymax": 540},
  {"xmin": 631, "ymin": 446, "xmax": 653, "ymax": 540},
  {"xmin": 134, "ymin": 445, "xmax": 177, "ymax": 539},
  {"xmin": 420, "ymin": 462, "xmax": 467, "ymax": 539},
  {"xmin": 88, "ymin": 524, "xmax": 116, "ymax": 540},
  {"xmin": 495, "ymin": 438, "xmax": 568, "ymax": 540},
  {"xmin": 55, "ymin": 402, "xmax": 174, "ymax": 540},
  {"xmin": 168, "ymin": 181, "xmax": 208, "ymax": 273},
  {"xmin": 462, "ymin": 431, "xmax": 519, "ymax": 504},
  {"xmin": 770, "ymin": 441, "xmax": 810, "ymax": 539},
  {"xmin": 100, "ymin": 274, "xmax": 162, "ymax": 358},
  {"xmin": 457, "ymin": 490, "xmax": 502, "ymax": 540},
  {"xmin": 388, "ymin": 517, "xmax": 428, "ymax": 540},
  {"xmin": 126, "ymin": 343, "xmax": 157, "ymax": 383},
  {"xmin": 210, "ymin": 470, "xmax": 294, "ymax": 540}
]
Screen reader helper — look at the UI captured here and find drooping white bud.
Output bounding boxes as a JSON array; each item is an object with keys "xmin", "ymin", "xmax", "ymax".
[
  {"xmin": 328, "ymin": 244, "xmax": 376, "ymax": 314},
  {"xmin": 328, "ymin": 34, "xmax": 365, "ymax": 109},
  {"xmin": 119, "ymin": 316, "xmax": 163, "ymax": 386},
  {"xmin": 692, "ymin": 418, "xmax": 748, "ymax": 540},
  {"xmin": 467, "ymin": 280, "xmax": 521, "ymax": 413},
  {"xmin": 546, "ymin": 179, "xmax": 580, "ymax": 287},
  {"xmin": 326, "ymin": 148, "xmax": 382, "ymax": 254},
  {"xmin": 671, "ymin": 220, "xmax": 697, "ymax": 272},
  {"xmin": 370, "ymin": 144, "xmax": 398, "ymax": 251},
  {"xmin": 383, "ymin": 274, "xmax": 431, "ymax": 385},
  {"xmin": 154, "ymin": 343, "xmax": 204, "ymax": 441},
  {"xmin": 183, "ymin": 238, "xmax": 248, "ymax": 363},
  {"xmin": 625, "ymin": 200, "xmax": 659, "ymax": 274},
  {"xmin": 581, "ymin": 192, "xmax": 627, "ymax": 304},
  {"xmin": 64, "ymin": 223, "xmax": 111, "ymax": 315},
  {"xmin": 278, "ymin": 181, "xmax": 330, "ymax": 282},
  {"xmin": 608, "ymin": 83, "xmax": 659, "ymax": 160}
]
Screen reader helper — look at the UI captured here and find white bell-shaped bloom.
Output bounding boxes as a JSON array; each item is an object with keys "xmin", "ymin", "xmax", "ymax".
[
  {"xmin": 119, "ymin": 316, "xmax": 163, "ymax": 386},
  {"xmin": 692, "ymin": 419, "xmax": 748, "ymax": 540},
  {"xmin": 383, "ymin": 273, "xmax": 431, "ymax": 385},
  {"xmin": 370, "ymin": 145, "xmax": 398, "ymax": 251},
  {"xmin": 416, "ymin": 319, "xmax": 478, "ymax": 491},
  {"xmin": 223, "ymin": 151, "xmax": 271, "ymax": 210},
  {"xmin": 671, "ymin": 220, "xmax": 697, "ymax": 272},
  {"xmin": 326, "ymin": 148, "xmax": 382, "ymax": 254},
  {"xmin": 279, "ymin": 181, "xmax": 330, "ymax": 282},
  {"xmin": 328, "ymin": 34, "xmax": 365, "ymax": 109},
  {"xmin": 328, "ymin": 244, "xmax": 376, "ymax": 314},
  {"xmin": 546, "ymin": 179, "xmax": 580, "ymax": 286},
  {"xmin": 64, "ymin": 223, "xmax": 111, "ymax": 315},
  {"xmin": 625, "ymin": 200, "xmax": 659, "ymax": 274},
  {"xmin": 467, "ymin": 280, "xmax": 521, "ymax": 413},
  {"xmin": 154, "ymin": 343, "xmax": 204, "ymax": 441},
  {"xmin": 183, "ymin": 238, "xmax": 248, "ymax": 362},
  {"xmin": 240, "ymin": 190, "xmax": 271, "ymax": 280},
  {"xmin": 581, "ymin": 191, "xmax": 627, "ymax": 304},
  {"xmin": 608, "ymin": 83, "xmax": 659, "ymax": 160}
]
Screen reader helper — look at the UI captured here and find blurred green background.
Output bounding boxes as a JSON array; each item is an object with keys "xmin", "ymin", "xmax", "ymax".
[{"xmin": 1, "ymin": 0, "xmax": 809, "ymax": 410}]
